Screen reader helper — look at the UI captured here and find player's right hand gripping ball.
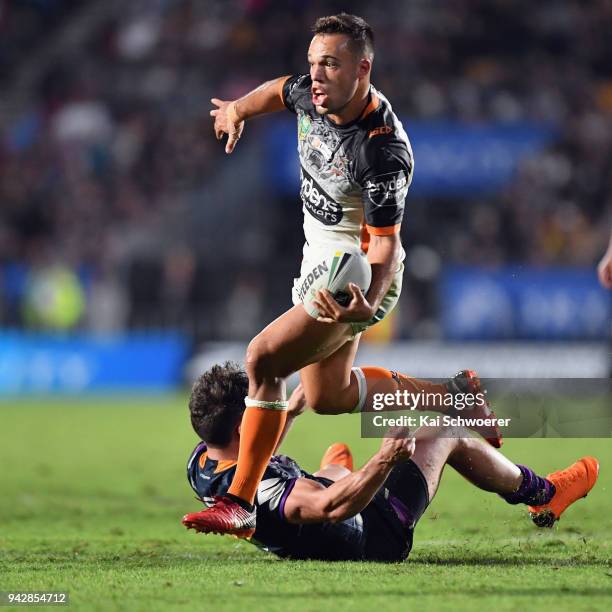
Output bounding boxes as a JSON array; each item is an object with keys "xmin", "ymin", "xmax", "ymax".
[{"xmin": 297, "ymin": 250, "xmax": 372, "ymax": 319}]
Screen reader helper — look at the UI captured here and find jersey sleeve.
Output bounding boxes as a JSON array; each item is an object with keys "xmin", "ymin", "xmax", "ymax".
[
  {"xmin": 257, "ymin": 476, "xmax": 298, "ymax": 520},
  {"xmin": 256, "ymin": 455, "xmax": 305, "ymax": 520},
  {"xmin": 356, "ymin": 134, "xmax": 413, "ymax": 234},
  {"xmin": 186, "ymin": 441, "xmax": 207, "ymax": 495},
  {"xmin": 282, "ymin": 74, "xmax": 312, "ymax": 114}
]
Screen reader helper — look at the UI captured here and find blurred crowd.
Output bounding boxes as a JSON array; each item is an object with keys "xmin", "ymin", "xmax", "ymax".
[{"xmin": 0, "ymin": 0, "xmax": 610, "ymax": 339}]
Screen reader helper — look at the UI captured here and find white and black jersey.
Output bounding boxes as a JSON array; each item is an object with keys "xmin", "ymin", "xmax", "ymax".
[{"xmin": 282, "ymin": 74, "xmax": 414, "ymax": 254}]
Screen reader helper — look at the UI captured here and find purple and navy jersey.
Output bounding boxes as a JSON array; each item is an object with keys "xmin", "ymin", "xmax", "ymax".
[
  {"xmin": 282, "ymin": 74, "xmax": 413, "ymax": 254},
  {"xmin": 186, "ymin": 442, "xmax": 370, "ymax": 560}
]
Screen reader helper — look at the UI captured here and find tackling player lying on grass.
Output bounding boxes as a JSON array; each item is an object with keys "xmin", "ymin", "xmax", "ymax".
[{"xmin": 182, "ymin": 363, "xmax": 599, "ymax": 559}]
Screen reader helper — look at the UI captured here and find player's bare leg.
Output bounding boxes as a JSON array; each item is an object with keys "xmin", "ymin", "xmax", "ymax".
[
  {"xmin": 193, "ymin": 302, "xmax": 499, "ymax": 536},
  {"xmin": 298, "ymin": 335, "xmax": 362, "ymax": 414},
  {"xmin": 229, "ymin": 305, "xmax": 354, "ymax": 508},
  {"xmin": 299, "ymin": 337, "xmax": 449, "ymax": 414},
  {"xmin": 407, "ymin": 425, "xmax": 597, "ymax": 524},
  {"xmin": 408, "ymin": 425, "xmax": 522, "ymax": 501},
  {"xmin": 182, "ymin": 304, "xmax": 355, "ymax": 537},
  {"xmin": 299, "ymin": 344, "xmax": 502, "ymax": 446},
  {"xmin": 231, "ymin": 304, "xmax": 500, "ymax": 517}
]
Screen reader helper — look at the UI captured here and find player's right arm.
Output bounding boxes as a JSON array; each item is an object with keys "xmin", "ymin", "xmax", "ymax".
[
  {"xmin": 210, "ymin": 75, "xmax": 290, "ymax": 154},
  {"xmin": 283, "ymin": 430, "xmax": 415, "ymax": 524},
  {"xmin": 597, "ymin": 231, "xmax": 612, "ymax": 289}
]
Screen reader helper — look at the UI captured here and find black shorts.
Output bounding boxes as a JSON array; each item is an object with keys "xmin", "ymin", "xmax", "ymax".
[{"xmin": 361, "ymin": 459, "xmax": 430, "ymax": 562}]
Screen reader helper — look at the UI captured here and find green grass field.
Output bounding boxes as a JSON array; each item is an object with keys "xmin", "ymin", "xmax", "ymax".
[{"xmin": 1, "ymin": 395, "xmax": 611, "ymax": 611}]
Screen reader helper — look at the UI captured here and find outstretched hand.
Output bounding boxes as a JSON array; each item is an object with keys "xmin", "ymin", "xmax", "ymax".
[{"xmin": 210, "ymin": 98, "xmax": 244, "ymax": 154}]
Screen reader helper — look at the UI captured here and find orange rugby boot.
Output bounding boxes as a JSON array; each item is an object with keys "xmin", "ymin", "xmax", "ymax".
[
  {"xmin": 320, "ymin": 442, "xmax": 354, "ymax": 471},
  {"xmin": 529, "ymin": 457, "xmax": 600, "ymax": 528}
]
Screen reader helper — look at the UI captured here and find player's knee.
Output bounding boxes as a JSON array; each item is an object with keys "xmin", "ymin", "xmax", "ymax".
[
  {"xmin": 441, "ymin": 424, "xmax": 470, "ymax": 447},
  {"xmin": 419, "ymin": 424, "xmax": 466, "ymax": 448},
  {"xmin": 305, "ymin": 390, "xmax": 343, "ymax": 415},
  {"xmin": 435, "ymin": 425, "xmax": 473, "ymax": 453},
  {"xmin": 245, "ymin": 337, "xmax": 283, "ymax": 384},
  {"xmin": 309, "ymin": 399, "xmax": 334, "ymax": 415},
  {"xmin": 454, "ymin": 427, "xmax": 481, "ymax": 451}
]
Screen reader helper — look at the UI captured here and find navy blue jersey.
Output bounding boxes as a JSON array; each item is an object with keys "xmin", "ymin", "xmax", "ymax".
[{"xmin": 186, "ymin": 442, "xmax": 412, "ymax": 561}]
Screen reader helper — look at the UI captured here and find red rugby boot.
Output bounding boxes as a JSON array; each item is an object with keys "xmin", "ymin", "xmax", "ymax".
[
  {"xmin": 445, "ymin": 370, "xmax": 503, "ymax": 448},
  {"xmin": 182, "ymin": 496, "xmax": 256, "ymax": 539}
]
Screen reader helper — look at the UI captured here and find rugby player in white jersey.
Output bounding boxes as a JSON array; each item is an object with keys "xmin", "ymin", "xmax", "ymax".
[{"xmin": 187, "ymin": 13, "xmax": 502, "ymax": 537}]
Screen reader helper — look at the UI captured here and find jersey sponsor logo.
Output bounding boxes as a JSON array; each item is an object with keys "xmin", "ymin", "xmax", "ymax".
[
  {"xmin": 368, "ymin": 125, "xmax": 393, "ymax": 138},
  {"xmin": 300, "ymin": 165, "xmax": 343, "ymax": 225},
  {"xmin": 296, "ymin": 260, "xmax": 329, "ymax": 302},
  {"xmin": 365, "ymin": 171, "xmax": 408, "ymax": 206}
]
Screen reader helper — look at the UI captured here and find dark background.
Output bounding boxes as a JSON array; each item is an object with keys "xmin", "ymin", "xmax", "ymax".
[{"xmin": 1, "ymin": 0, "xmax": 610, "ymax": 343}]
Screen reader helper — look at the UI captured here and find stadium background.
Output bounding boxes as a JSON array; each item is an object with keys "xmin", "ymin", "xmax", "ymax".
[{"xmin": 1, "ymin": 1, "xmax": 611, "ymax": 610}]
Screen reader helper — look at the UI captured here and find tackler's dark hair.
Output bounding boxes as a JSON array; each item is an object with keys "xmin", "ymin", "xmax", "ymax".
[{"xmin": 189, "ymin": 361, "xmax": 248, "ymax": 446}]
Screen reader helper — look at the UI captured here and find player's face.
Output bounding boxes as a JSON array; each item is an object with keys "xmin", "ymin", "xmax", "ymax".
[{"xmin": 308, "ymin": 34, "xmax": 369, "ymax": 115}]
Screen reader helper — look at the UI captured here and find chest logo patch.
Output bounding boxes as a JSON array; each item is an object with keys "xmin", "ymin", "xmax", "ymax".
[{"xmin": 300, "ymin": 165, "xmax": 343, "ymax": 226}]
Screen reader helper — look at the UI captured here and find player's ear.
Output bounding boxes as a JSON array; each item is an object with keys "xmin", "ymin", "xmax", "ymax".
[
  {"xmin": 358, "ymin": 58, "xmax": 371, "ymax": 79},
  {"xmin": 236, "ymin": 423, "xmax": 241, "ymax": 438}
]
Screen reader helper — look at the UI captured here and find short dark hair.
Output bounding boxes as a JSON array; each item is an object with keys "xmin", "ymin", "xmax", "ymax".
[
  {"xmin": 189, "ymin": 362, "xmax": 248, "ymax": 446},
  {"xmin": 313, "ymin": 13, "xmax": 374, "ymax": 59}
]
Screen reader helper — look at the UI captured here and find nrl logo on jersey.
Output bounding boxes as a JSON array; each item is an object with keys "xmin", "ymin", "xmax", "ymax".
[{"xmin": 298, "ymin": 114, "xmax": 312, "ymax": 141}]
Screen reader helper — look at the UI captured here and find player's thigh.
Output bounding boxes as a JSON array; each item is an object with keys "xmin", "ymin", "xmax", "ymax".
[
  {"xmin": 299, "ymin": 335, "xmax": 361, "ymax": 414},
  {"xmin": 247, "ymin": 304, "xmax": 352, "ymax": 379},
  {"xmin": 409, "ymin": 425, "xmax": 460, "ymax": 501}
]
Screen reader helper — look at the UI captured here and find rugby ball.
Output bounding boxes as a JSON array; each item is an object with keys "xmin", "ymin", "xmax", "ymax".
[{"xmin": 297, "ymin": 250, "xmax": 372, "ymax": 319}]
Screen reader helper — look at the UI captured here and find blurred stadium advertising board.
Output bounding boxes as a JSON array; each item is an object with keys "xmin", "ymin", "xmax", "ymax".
[
  {"xmin": 0, "ymin": 333, "xmax": 189, "ymax": 395},
  {"xmin": 266, "ymin": 119, "xmax": 557, "ymax": 196},
  {"xmin": 440, "ymin": 266, "xmax": 610, "ymax": 340},
  {"xmin": 187, "ymin": 340, "xmax": 609, "ymax": 384}
]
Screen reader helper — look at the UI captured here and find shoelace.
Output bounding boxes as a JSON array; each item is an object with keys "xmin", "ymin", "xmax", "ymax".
[
  {"xmin": 211, "ymin": 497, "xmax": 253, "ymax": 524},
  {"xmin": 553, "ymin": 466, "xmax": 582, "ymax": 493}
]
